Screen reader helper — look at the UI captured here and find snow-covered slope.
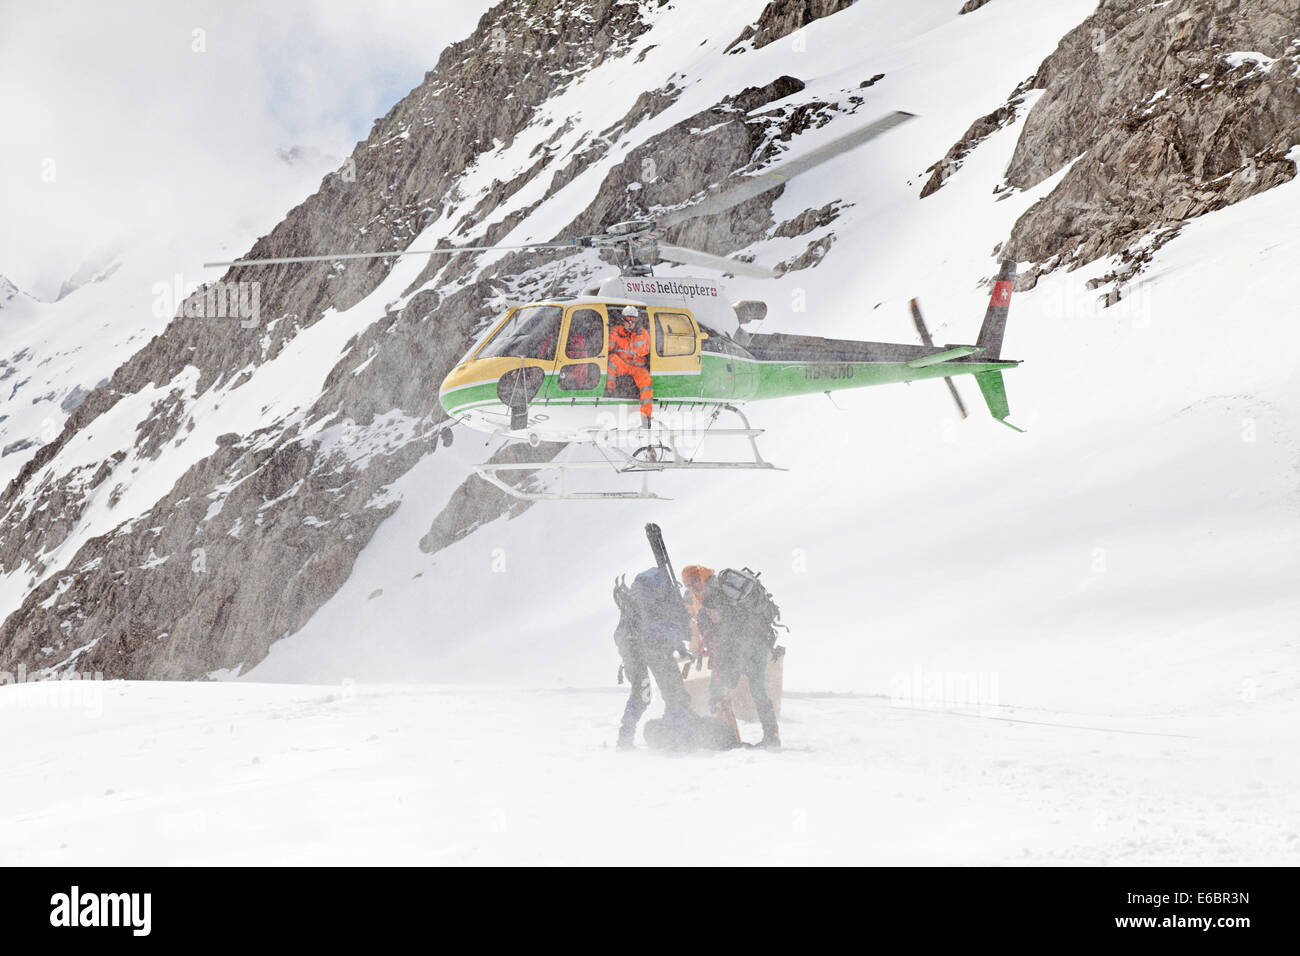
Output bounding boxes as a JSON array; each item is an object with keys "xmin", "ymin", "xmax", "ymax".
[
  {"xmin": 1, "ymin": 242, "xmax": 178, "ymax": 489},
  {"xmin": 3, "ymin": 0, "xmax": 1298, "ymax": 866},
  {"xmin": 2, "ymin": 680, "xmax": 1295, "ymax": 865}
]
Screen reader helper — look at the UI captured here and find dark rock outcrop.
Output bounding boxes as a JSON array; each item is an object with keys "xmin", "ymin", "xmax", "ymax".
[
  {"xmin": 920, "ymin": 77, "xmax": 1037, "ymax": 198},
  {"xmin": 726, "ymin": 0, "xmax": 855, "ymax": 53},
  {"xmin": 1000, "ymin": 0, "xmax": 1300, "ymax": 277},
  {"xmin": 918, "ymin": 0, "xmax": 1300, "ymax": 295}
]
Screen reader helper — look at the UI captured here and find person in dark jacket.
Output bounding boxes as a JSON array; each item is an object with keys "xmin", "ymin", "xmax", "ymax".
[
  {"xmin": 702, "ymin": 572, "xmax": 781, "ymax": 749},
  {"xmin": 613, "ymin": 567, "xmax": 694, "ymax": 749}
]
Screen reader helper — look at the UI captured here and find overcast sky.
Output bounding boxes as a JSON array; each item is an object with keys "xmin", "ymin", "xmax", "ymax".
[{"xmin": 0, "ymin": 0, "xmax": 496, "ymax": 298}]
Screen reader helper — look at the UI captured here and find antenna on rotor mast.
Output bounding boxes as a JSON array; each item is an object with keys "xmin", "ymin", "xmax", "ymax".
[{"xmin": 622, "ymin": 181, "xmax": 653, "ymax": 276}]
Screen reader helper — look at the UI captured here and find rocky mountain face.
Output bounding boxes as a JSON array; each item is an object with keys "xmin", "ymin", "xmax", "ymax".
[
  {"xmin": 928, "ymin": 0, "xmax": 1300, "ymax": 295},
  {"xmin": 726, "ymin": 0, "xmax": 854, "ymax": 52},
  {"xmin": 0, "ymin": 0, "xmax": 851, "ymax": 679},
  {"xmin": 3, "ymin": 0, "xmax": 1297, "ymax": 681}
]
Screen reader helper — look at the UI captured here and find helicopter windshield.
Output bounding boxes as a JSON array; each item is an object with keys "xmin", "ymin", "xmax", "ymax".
[{"xmin": 477, "ymin": 305, "xmax": 564, "ymax": 361}]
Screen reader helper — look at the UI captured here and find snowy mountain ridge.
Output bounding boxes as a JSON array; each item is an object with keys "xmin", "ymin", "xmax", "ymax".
[
  {"xmin": 0, "ymin": 0, "xmax": 1296, "ymax": 725},
  {"xmin": 0, "ymin": 275, "xmax": 24, "ymax": 309}
]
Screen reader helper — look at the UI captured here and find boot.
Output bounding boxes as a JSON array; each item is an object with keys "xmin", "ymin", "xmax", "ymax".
[
  {"xmin": 640, "ymin": 413, "xmax": 652, "ymax": 430},
  {"xmin": 617, "ymin": 696, "xmax": 645, "ymax": 750}
]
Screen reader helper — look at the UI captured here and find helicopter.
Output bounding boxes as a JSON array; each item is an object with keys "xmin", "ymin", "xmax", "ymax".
[{"xmin": 206, "ymin": 112, "xmax": 1023, "ymax": 500}]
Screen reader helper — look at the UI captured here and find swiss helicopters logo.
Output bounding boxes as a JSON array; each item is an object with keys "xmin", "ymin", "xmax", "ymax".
[{"xmin": 621, "ymin": 278, "xmax": 719, "ymax": 299}]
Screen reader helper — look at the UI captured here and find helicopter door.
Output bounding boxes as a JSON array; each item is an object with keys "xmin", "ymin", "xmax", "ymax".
[
  {"xmin": 650, "ymin": 309, "xmax": 702, "ymax": 400},
  {"xmin": 553, "ymin": 305, "xmax": 606, "ymax": 396}
]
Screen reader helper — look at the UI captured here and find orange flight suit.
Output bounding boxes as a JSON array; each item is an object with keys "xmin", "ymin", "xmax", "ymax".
[{"xmin": 606, "ymin": 321, "xmax": 653, "ymax": 420}]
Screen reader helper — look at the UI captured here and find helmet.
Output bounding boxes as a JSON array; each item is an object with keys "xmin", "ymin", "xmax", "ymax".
[{"xmin": 620, "ymin": 305, "xmax": 638, "ymax": 321}]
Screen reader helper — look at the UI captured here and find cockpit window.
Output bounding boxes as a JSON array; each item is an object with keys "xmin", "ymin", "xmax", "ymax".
[
  {"xmin": 566, "ymin": 308, "xmax": 605, "ymax": 359},
  {"xmin": 476, "ymin": 305, "xmax": 565, "ymax": 361}
]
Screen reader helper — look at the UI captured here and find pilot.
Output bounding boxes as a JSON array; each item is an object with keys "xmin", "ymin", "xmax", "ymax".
[
  {"xmin": 605, "ymin": 305, "xmax": 653, "ymax": 428},
  {"xmin": 538, "ymin": 325, "xmax": 588, "ymax": 362}
]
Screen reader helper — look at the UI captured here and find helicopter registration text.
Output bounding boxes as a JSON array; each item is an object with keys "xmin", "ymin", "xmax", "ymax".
[{"xmin": 804, "ymin": 364, "xmax": 855, "ymax": 381}]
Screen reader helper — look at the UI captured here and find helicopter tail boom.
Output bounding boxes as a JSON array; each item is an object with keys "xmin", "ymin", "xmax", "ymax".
[
  {"xmin": 970, "ymin": 260, "xmax": 1024, "ymax": 429},
  {"xmin": 975, "ymin": 260, "xmax": 1017, "ymax": 359}
]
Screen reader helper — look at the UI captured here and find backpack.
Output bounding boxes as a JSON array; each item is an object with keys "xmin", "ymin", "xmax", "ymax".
[
  {"xmin": 714, "ymin": 567, "xmax": 785, "ymax": 640},
  {"xmin": 628, "ymin": 567, "xmax": 691, "ymax": 647}
]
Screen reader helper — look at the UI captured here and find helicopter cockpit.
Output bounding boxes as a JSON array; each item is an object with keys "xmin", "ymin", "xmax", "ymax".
[
  {"xmin": 476, "ymin": 304, "xmax": 565, "ymax": 361},
  {"xmin": 440, "ymin": 297, "xmax": 705, "ymax": 430}
]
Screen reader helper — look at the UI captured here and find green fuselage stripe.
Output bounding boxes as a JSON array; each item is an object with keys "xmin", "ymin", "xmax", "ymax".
[{"xmin": 439, "ymin": 353, "xmax": 1018, "ymax": 416}]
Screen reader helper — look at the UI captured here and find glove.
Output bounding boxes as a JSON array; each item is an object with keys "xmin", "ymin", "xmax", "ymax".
[{"xmin": 612, "ymin": 575, "xmax": 630, "ymax": 611}]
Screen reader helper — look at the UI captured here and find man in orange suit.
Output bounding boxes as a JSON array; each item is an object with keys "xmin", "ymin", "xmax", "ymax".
[{"xmin": 605, "ymin": 305, "xmax": 653, "ymax": 428}]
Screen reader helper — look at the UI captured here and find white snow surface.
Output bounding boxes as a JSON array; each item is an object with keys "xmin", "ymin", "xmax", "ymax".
[
  {"xmin": 3, "ymin": 0, "xmax": 1299, "ymax": 864},
  {"xmin": 1, "ymin": 680, "xmax": 1295, "ymax": 865}
]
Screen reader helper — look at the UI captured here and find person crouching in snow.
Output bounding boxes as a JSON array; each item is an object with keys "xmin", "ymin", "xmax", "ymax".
[{"xmin": 612, "ymin": 567, "xmax": 694, "ymax": 749}]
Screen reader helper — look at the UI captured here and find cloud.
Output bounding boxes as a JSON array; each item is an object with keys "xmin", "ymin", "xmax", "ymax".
[{"xmin": 0, "ymin": 0, "xmax": 495, "ymax": 298}]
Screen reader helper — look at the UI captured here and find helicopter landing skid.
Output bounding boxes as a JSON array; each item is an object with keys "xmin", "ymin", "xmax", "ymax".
[{"xmin": 472, "ymin": 404, "xmax": 781, "ymax": 501}]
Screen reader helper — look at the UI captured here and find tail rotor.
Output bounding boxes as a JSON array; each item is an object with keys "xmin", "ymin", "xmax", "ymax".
[{"xmin": 909, "ymin": 297, "xmax": 968, "ymax": 419}]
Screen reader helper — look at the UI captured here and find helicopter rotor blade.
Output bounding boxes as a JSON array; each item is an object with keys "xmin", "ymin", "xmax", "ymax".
[
  {"xmin": 909, "ymin": 297, "xmax": 968, "ymax": 419},
  {"xmin": 206, "ymin": 113, "xmax": 915, "ymax": 274},
  {"xmin": 656, "ymin": 243, "xmax": 779, "ymax": 279},
  {"xmin": 655, "ymin": 111, "xmax": 915, "ymax": 230},
  {"xmin": 203, "ymin": 238, "xmax": 595, "ymax": 270}
]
